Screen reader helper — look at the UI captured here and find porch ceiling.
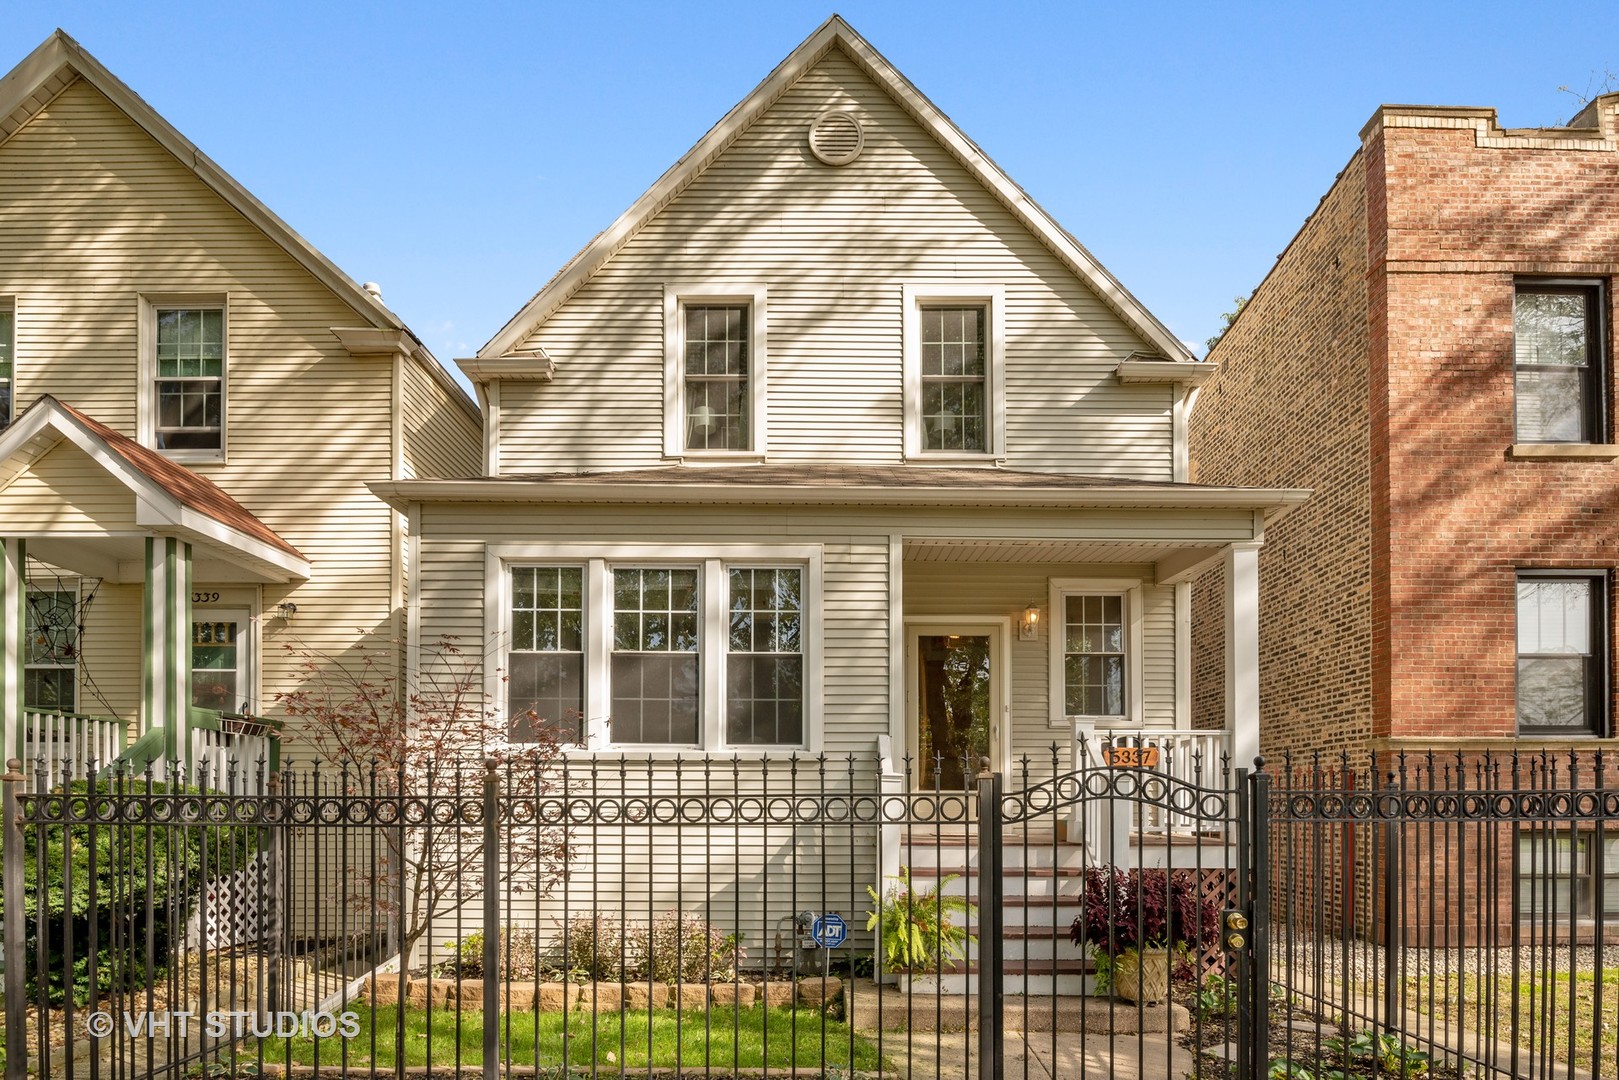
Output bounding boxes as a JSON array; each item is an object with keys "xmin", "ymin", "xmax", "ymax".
[
  {"xmin": 24, "ymin": 534, "xmax": 285, "ymax": 584},
  {"xmin": 902, "ymin": 538, "xmax": 1227, "ymax": 582}
]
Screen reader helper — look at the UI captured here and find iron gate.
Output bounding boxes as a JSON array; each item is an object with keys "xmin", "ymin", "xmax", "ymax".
[{"xmin": 2, "ymin": 747, "xmax": 1266, "ymax": 1079}]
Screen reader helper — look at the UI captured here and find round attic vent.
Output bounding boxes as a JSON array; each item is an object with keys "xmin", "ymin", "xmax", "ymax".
[{"xmin": 809, "ymin": 110, "xmax": 864, "ymax": 166}]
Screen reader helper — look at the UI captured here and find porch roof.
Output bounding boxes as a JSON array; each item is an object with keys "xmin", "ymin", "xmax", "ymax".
[
  {"xmin": 0, "ymin": 396, "xmax": 310, "ymax": 582},
  {"xmin": 373, "ymin": 465, "xmax": 1310, "ymax": 517}
]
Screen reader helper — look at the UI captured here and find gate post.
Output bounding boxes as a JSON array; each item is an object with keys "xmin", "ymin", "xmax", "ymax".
[
  {"xmin": 1251, "ymin": 761, "xmax": 1271, "ymax": 1077},
  {"xmin": 3, "ymin": 759, "xmax": 25, "ymax": 1080},
  {"xmin": 976, "ymin": 770, "xmax": 1003, "ymax": 1080},
  {"xmin": 483, "ymin": 759, "xmax": 501, "ymax": 1080}
]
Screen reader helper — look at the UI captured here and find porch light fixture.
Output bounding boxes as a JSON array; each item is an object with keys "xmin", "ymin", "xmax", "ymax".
[
  {"xmin": 1020, "ymin": 603, "xmax": 1040, "ymax": 641},
  {"xmin": 276, "ymin": 601, "xmax": 297, "ymax": 622}
]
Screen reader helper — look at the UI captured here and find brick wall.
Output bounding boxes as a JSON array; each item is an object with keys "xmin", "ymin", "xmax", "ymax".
[
  {"xmin": 1373, "ymin": 115, "xmax": 1619, "ymax": 740},
  {"xmin": 1189, "ymin": 154, "xmax": 1374, "ymax": 757}
]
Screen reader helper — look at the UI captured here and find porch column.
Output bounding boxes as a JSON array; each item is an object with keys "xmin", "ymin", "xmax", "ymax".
[
  {"xmin": 0, "ymin": 538, "xmax": 23, "ymax": 763},
  {"xmin": 143, "ymin": 536, "xmax": 192, "ymax": 774},
  {"xmin": 1224, "ymin": 542, "xmax": 1261, "ymax": 771}
]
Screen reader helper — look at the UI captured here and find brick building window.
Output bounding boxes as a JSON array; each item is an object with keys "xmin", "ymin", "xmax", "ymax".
[
  {"xmin": 1516, "ymin": 573, "xmax": 1607, "ymax": 735},
  {"xmin": 1513, "ymin": 283, "xmax": 1604, "ymax": 443}
]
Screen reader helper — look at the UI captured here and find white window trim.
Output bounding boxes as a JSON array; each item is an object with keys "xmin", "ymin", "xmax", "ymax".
[
  {"xmin": 0, "ymin": 296, "xmax": 15, "ymax": 429},
  {"xmin": 1047, "ymin": 577, "xmax": 1144, "ymax": 730},
  {"xmin": 190, "ymin": 604, "xmax": 257, "ymax": 714},
  {"xmin": 24, "ymin": 579, "xmax": 79, "ymax": 713},
  {"xmin": 486, "ymin": 543, "xmax": 822, "ymax": 755},
  {"xmin": 902, "ymin": 283, "xmax": 1006, "ymax": 461},
  {"xmin": 663, "ymin": 284, "xmax": 768, "ymax": 460},
  {"xmin": 138, "ymin": 293, "xmax": 229, "ymax": 462}
]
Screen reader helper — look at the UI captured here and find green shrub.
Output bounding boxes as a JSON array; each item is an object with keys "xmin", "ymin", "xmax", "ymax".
[
  {"xmin": 437, "ymin": 925, "xmax": 542, "ymax": 981},
  {"xmin": 553, "ymin": 913, "xmax": 626, "ymax": 981},
  {"xmin": 627, "ymin": 910, "xmax": 743, "ymax": 983},
  {"xmin": 864, "ymin": 867, "xmax": 976, "ymax": 974},
  {"xmin": 1, "ymin": 778, "xmax": 257, "ymax": 1004}
]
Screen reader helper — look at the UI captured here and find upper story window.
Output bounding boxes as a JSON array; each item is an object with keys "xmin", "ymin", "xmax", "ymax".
[
  {"xmin": 663, "ymin": 285, "xmax": 768, "ymax": 458},
  {"xmin": 1517, "ymin": 572, "xmax": 1607, "ymax": 736},
  {"xmin": 0, "ymin": 301, "xmax": 13, "ymax": 431},
  {"xmin": 1514, "ymin": 283, "xmax": 1605, "ymax": 443},
  {"xmin": 140, "ymin": 297, "xmax": 228, "ymax": 460},
  {"xmin": 903, "ymin": 284, "xmax": 1005, "ymax": 460},
  {"xmin": 156, "ymin": 308, "xmax": 225, "ymax": 451}
]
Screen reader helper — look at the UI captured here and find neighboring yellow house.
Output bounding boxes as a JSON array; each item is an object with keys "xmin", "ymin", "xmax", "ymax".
[
  {"xmin": 380, "ymin": 17, "xmax": 1304, "ymax": 783},
  {"xmin": 0, "ymin": 32, "xmax": 481, "ymax": 782}
]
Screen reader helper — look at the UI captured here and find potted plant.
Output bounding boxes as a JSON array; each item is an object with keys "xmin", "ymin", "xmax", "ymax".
[
  {"xmin": 865, "ymin": 867, "xmax": 977, "ymax": 990},
  {"xmin": 1068, "ymin": 866, "xmax": 1219, "ymax": 1003}
]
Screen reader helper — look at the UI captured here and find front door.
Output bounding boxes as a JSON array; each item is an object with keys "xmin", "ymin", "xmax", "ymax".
[
  {"xmin": 907, "ymin": 623, "xmax": 1004, "ymax": 790},
  {"xmin": 191, "ymin": 608, "xmax": 251, "ymax": 713}
]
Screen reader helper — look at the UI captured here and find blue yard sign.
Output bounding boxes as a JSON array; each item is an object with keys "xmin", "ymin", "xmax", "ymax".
[{"xmin": 811, "ymin": 913, "xmax": 848, "ymax": 948}]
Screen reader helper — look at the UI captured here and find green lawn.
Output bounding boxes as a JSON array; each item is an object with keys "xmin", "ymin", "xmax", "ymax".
[
  {"xmin": 1409, "ymin": 968, "xmax": 1619, "ymax": 1073},
  {"xmin": 249, "ymin": 1003, "xmax": 890, "ymax": 1071}
]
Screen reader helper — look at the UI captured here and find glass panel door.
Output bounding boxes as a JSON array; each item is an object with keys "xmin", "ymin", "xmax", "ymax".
[
  {"xmin": 192, "ymin": 610, "xmax": 248, "ymax": 712},
  {"xmin": 915, "ymin": 633, "xmax": 993, "ymax": 790}
]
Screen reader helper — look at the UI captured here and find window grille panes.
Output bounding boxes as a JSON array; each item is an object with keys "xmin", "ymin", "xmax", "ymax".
[
  {"xmin": 1515, "ymin": 287, "xmax": 1599, "ymax": 443},
  {"xmin": 0, "ymin": 308, "xmax": 13, "ymax": 430},
  {"xmin": 156, "ymin": 308, "xmax": 224, "ymax": 451},
  {"xmin": 191, "ymin": 619, "xmax": 241, "ymax": 712},
  {"xmin": 24, "ymin": 588, "xmax": 76, "ymax": 712},
  {"xmin": 1516, "ymin": 832, "xmax": 1619, "ymax": 919},
  {"xmin": 726, "ymin": 567, "xmax": 804, "ymax": 746},
  {"xmin": 920, "ymin": 305, "xmax": 987, "ymax": 452},
  {"xmin": 684, "ymin": 305, "xmax": 749, "ymax": 450},
  {"xmin": 611, "ymin": 568, "xmax": 700, "ymax": 744},
  {"xmin": 509, "ymin": 566, "xmax": 585, "ymax": 742},
  {"xmin": 1064, "ymin": 594, "xmax": 1125, "ymax": 717},
  {"xmin": 1517, "ymin": 576, "xmax": 1600, "ymax": 733}
]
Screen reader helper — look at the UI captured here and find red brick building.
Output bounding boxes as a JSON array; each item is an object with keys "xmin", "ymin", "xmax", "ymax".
[{"xmin": 1190, "ymin": 93, "xmax": 1619, "ymax": 924}]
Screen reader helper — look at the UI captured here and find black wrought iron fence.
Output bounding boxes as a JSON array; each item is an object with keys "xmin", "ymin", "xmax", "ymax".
[
  {"xmin": 1, "ymin": 744, "xmax": 1266, "ymax": 1080},
  {"xmin": 1267, "ymin": 748, "xmax": 1619, "ymax": 1080}
]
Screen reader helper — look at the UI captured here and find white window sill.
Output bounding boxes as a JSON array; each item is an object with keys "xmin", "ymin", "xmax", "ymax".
[
  {"xmin": 666, "ymin": 451, "xmax": 768, "ymax": 465},
  {"xmin": 905, "ymin": 453, "xmax": 1002, "ymax": 466},
  {"xmin": 1508, "ymin": 443, "xmax": 1619, "ymax": 460},
  {"xmin": 559, "ymin": 746, "xmax": 816, "ymax": 761}
]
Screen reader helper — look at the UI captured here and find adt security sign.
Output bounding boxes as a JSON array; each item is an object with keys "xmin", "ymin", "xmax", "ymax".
[{"xmin": 811, "ymin": 913, "xmax": 848, "ymax": 948}]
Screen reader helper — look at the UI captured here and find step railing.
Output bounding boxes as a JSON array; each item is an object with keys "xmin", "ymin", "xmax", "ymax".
[
  {"xmin": 22, "ymin": 709, "xmax": 127, "ymax": 785},
  {"xmin": 1071, "ymin": 722, "xmax": 1234, "ymax": 856}
]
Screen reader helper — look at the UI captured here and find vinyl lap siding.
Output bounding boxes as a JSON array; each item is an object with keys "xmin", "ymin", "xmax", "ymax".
[
  {"xmin": 402, "ymin": 359, "xmax": 481, "ymax": 481},
  {"xmin": 0, "ymin": 77, "xmax": 401, "ymax": 745},
  {"xmin": 500, "ymin": 48, "xmax": 1169, "ymax": 477},
  {"xmin": 0, "ymin": 442, "xmax": 141, "ymax": 532}
]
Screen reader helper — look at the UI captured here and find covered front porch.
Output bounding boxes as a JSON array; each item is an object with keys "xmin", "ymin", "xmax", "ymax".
[{"xmin": 0, "ymin": 397, "xmax": 308, "ymax": 788}]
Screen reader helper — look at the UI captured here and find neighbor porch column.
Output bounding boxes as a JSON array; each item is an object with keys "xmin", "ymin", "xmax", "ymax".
[
  {"xmin": 143, "ymin": 536, "xmax": 193, "ymax": 774},
  {"xmin": 0, "ymin": 538, "xmax": 23, "ymax": 764},
  {"xmin": 1224, "ymin": 542, "xmax": 1261, "ymax": 771}
]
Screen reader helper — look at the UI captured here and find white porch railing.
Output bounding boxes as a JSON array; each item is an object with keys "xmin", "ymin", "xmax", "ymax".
[
  {"xmin": 22, "ymin": 709, "xmax": 127, "ymax": 784},
  {"xmin": 1070, "ymin": 722, "xmax": 1234, "ymax": 859},
  {"xmin": 190, "ymin": 711, "xmax": 278, "ymax": 794}
]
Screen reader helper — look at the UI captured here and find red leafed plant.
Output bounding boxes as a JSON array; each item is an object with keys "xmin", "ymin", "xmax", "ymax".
[{"xmin": 1069, "ymin": 866, "xmax": 1220, "ymax": 953}]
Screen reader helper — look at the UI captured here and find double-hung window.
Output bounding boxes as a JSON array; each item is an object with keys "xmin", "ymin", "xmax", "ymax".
[
  {"xmin": 903, "ymin": 284, "xmax": 1005, "ymax": 459},
  {"xmin": 141, "ymin": 299, "xmax": 227, "ymax": 458},
  {"xmin": 0, "ymin": 301, "xmax": 13, "ymax": 430},
  {"xmin": 509, "ymin": 567, "xmax": 586, "ymax": 742},
  {"xmin": 24, "ymin": 587, "xmax": 77, "ymax": 712},
  {"xmin": 1514, "ymin": 282, "xmax": 1605, "ymax": 444},
  {"xmin": 1048, "ymin": 578, "xmax": 1142, "ymax": 728},
  {"xmin": 1516, "ymin": 572, "xmax": 1607, "ymax": 735},
  {"xmin": 663, "ymin": 285, "xmax": 767, "ymax": 457},
  {"xmin": 496, "ymin": 547, "xmax": 819, "ymax": 751}
]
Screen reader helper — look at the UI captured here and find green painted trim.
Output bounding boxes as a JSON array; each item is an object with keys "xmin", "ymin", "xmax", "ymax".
[
  {"xmin": 2, "ymin": 538, "xmax": 25, "ymax": 761},
  {"xmin": 181, "ymin": 542, "xmax": 192, "ymax": 770},
  {"xmin": 163, "ymin": 538, "xmax": 178, "ymax": 765},
  {"xmin": 142, "ymin": 536, "xmax": 157, "ymax": 750},
  {"xmin": 189, "ymin": 707, "xmax": 223, "ymax": 732},
  {"xmin": 101, "ymin": 725, "xmax": 167, "ymax": 780}
]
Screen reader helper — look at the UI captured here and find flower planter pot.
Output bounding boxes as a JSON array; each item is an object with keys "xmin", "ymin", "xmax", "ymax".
[{"xmin": 1111, "ymin": 947, "xmax": 1170, "ymax": 1004}]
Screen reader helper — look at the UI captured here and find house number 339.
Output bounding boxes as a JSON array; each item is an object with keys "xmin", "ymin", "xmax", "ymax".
[{"xmin": 192, "ymin": 591, "xmax": 221, "ymax": 604}]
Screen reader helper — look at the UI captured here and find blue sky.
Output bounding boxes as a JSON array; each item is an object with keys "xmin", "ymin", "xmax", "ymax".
[{"xmin": 8, "ymin": 2, "xmax": 1619, "ymax": 372}]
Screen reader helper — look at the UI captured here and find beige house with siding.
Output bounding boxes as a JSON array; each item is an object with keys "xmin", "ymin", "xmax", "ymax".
[
  {"xmin": 378, "ymin": 17, "xmax": 1302, "ymax": 790},
  {"xmin": 0, "ymin": 31, "xmax": 481, "ymax": 782}
]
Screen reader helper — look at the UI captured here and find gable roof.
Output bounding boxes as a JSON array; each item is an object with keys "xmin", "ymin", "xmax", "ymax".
[
  {"xmin": 480, "ymin": 15, "xmax": 1195, "ymax": 364},
  {"xmin": 0, "ymin": 29, "xmax": 478, "ymax": 424},
  {"xmin": 0, "ymin": 396, "xmax": 310, "ymax": 580}
]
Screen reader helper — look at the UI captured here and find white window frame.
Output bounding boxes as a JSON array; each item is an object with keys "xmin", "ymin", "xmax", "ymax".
[
  {"xmin": 24, "ymin": 581, "xmax": 79, "ymax": 713},
  {"xmin": 0, "ymin": 296, "xmax": 15, "ymax": 430},
  {"xmin": 487, "ymin": 543, "xmax": 822, "ymax": 754},
  {"xmin": 138, "ymin": 293, "xmax": 229, "ymax": 462},
  {"xmin": 903, "ymin": 283, "xmax": 1006, "ymax": 461},
  {"xmin": 1047, "ymin": 577, "xmax": 1144, "ymax": 730},
  {"xmin": 663, "ymin": 284, "xmax": 768, "ymax": 460}
]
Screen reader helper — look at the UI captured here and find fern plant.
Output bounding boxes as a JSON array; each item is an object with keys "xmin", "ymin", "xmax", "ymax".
[{"xmin": 865, "ymin": 867, "xmax": 977, "ymax": 974}]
